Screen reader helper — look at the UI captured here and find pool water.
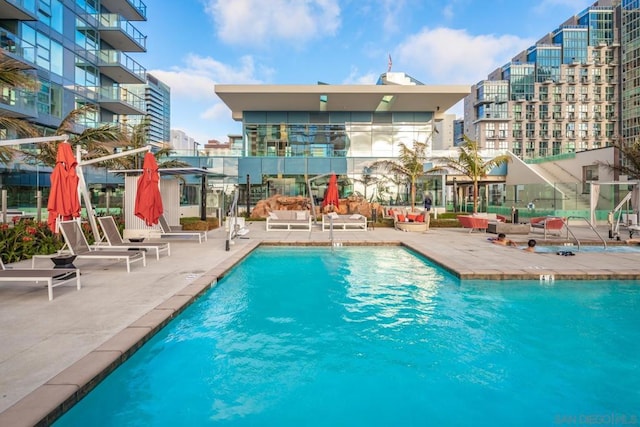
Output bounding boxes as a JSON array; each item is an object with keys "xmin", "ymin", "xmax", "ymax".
[
  {"xmin": 55, "ymin": 247, "xmax": 640, "ymax": 427},
  {"xmin": 535, "ymin": 244, "xmax": 640, "ymax": 253}
]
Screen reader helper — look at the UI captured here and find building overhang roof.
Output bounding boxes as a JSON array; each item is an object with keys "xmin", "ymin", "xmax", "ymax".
[
  {"xmin": 108, "ymin": 167, "xmax": 225, "ymax": 177},
  {"xmin": 214, "ymin": 84, "xmax": 470, "ymax": 121}
]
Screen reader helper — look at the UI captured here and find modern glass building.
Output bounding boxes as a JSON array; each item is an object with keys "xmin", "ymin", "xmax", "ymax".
[
  {"xmin": 0, "ymin": 0, "xmax": 148, "ymax": 134},
  {"xmin": 214, "ymin": 75, "xmax": 469, "ymax": 206},
  {"xmin": 465, "ymin": 0, "xmax": 624, "ymax": 159},
  {"xmin": 0, "ymin": 0, "xmax": 151, "ymax": 209}
]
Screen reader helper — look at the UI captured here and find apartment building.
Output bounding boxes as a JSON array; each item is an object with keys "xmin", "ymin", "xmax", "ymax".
[
  {"xmin": 0, "ymin": 0, "xmax": 148, "ymax": 136},
  {"xmin": 465, "ymin": 0, "xmax": 623, "ymax": 160}
]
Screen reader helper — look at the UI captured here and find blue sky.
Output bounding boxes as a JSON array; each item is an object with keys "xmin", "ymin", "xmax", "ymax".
[{"xmin": 138, "ymin": 0, "xmax": 595, "ymax": 144}]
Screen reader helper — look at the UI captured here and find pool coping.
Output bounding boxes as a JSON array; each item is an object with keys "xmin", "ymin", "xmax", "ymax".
[{"xmin": 2, "ymin": 238, "xmax": 639, "ymax": 426}]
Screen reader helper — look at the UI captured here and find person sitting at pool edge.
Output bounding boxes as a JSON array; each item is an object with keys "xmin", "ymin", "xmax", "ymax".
[
  {"xmin": 492, "ymin": 233, "xmax": 516, "ymax": 247},
  {"xmin": 524, "ymin": 239, "xmax": 537, "ymax": 252}
]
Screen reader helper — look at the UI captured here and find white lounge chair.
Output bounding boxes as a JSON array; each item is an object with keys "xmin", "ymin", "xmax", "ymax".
[
  {"xmin": 152, "ymin": 214, "xmax": 207, "ymax": 243},
  {"xmin": 59, "ymin": 220, "xmax": 146, "ymax": 273},
  {"xmin": 0, "ymin": 258, "xmax": 80, "ymax": 301},
  {"xmin": 97, "ymin": 216, "xmax": 170, "ymax": 260}
]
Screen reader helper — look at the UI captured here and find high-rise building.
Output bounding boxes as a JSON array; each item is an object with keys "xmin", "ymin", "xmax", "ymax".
[
  {"xmin": 0, "ymin": 0, "xmax": 148, "ymax": 136},
  {"xmin": 622, "ymin": 0, "xmax": 640, "ymax": 146},
  {"xmin": 125, "ymin": 73, "xmax": 171, "ymax": 144},
  {"xmin": 465, "ymin": 0, "xmax": 625, "ymax": 159}
]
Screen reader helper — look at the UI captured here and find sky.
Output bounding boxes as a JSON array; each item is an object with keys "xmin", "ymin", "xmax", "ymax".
[{"xmin": 136, "ymin": 0, "xmax": 596, "ymax": 145}]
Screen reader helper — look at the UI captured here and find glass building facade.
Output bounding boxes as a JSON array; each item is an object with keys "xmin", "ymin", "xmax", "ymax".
[{"xmin": 0, "ymin": 0, "xmax": 151, "ymax": 209}]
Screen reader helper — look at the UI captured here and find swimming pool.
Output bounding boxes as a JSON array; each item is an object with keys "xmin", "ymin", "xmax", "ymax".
[
  {"xmin": 535, "ymin": 244, "xmax": 640, "ymax": 253},
  {"xmin": 54, "ymin": 246, "xmax": 640, "ymax": 426}
]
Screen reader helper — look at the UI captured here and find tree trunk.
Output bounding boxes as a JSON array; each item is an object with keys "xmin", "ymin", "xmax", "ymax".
[{"xmin": 473, "ymin": 179, "xmax": 479, "ymax": 213}]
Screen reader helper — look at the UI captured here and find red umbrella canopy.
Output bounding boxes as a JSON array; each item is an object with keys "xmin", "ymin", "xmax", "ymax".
[
  {"xmin": 322, "ymin": 173, "xmax": 340, "ymax": 208},
  {"xmin": 134, "ymin": 152, "xmax": 164, "ymax": 226},
  {"xmin": 47, "ymin": 142, "xmax": 81, "ymax": 233}
]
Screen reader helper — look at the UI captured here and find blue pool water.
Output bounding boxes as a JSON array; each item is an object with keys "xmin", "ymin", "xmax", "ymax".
[
  {"xmin": 535, "ymin": 244, "xmax": 640, "ymax": 253},
  {"xmin": 55, "ymin": 247, "xmax": 640, "ymax": 427}
]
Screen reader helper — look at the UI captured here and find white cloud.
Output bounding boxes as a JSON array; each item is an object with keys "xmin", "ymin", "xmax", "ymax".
[
  {"xmin": 396, "ymin": 27, "xmax": 535, "ymax": 85},
  {"xmin": 204, "ymin": 0, "xmax": 341, "ymax": 47},
  {"xmin": 148, "ymin": 54, "xmax": 264, "ymax": 143}
]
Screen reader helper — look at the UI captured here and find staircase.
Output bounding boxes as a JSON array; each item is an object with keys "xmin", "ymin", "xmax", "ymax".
[{"xmin": 527, "ymin": 161, "xmax": 591, "ymax": 210}]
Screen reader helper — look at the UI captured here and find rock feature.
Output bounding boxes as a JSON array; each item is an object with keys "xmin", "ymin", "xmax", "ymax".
[{"xmin": 250, "ymin": 194, "xmax": 384, "ymax": 220}]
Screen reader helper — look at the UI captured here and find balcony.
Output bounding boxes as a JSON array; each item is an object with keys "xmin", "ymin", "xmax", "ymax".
[
  {"xmin": 540, "ymin": 114, "xmax": 550, "ymax": 121},
  {"xmin": 1, "ymin": 28, "xmax": 36, "ymax": 67},
  {"xmin": 86, "ymin": 13, "xmax": 146, "ymax": 52},
  {"xmin": 594, "ymin": 77, "xmax": 603, "ymax": 84},
  {"xmin": 79, "ymin": 85, "xmax": 145, "ymax": 115},
  {"xmin": 567, "ymin": 77, "xmax": 577, "ymax": 84},
  {"xmin": 81, "ymin": 49, "xmax": 146, "ymax": 83},
  {"xmin": 100, "ymin": 0, "xmax": 146, "ymax": 21},
  {"xmin": 0, "ymin": 85, "xmax": 37, "ymax": 118},
  {"xmin": 594, "ymin": 114, "xmax": 603, "ymax": 121},
  {"xmin": 0, "ymin": 0, "xmax": 37, "ymax": 20}
]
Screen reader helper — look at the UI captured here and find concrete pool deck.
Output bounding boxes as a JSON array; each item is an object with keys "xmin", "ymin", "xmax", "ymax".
[{"xmin": 0, "ymin": 221, "xmax": 638, "ymax": 425}]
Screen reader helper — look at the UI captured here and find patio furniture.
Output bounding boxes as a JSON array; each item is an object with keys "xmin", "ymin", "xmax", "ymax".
[
  {"xmin": 266, "ymin": 210, "xmax": 312, "ymax": 231},
  {"xmin": 0, "ymin": 258, "xmax": 80, "ymax": 301},
  {"xmin": 322, "ymin": 213, "xmax": 367, "ymax": 231},
  {"xmin": 457, "ymin": 215, "xmax": 489, "ymax": 233},
  {"xmin": 97, "ymin": 216, "xmax": 170, "ymax": 260},
  {"xmin": 58, "ymin": 220, "xmax": 146, "ymax": 273},
  {"xmin": 152, "ymin": 214, "xmax": 207, "ymax": 243},
  {"xmin": 530, "ymin": 216, "xmax": 566, "ymax": 239}
]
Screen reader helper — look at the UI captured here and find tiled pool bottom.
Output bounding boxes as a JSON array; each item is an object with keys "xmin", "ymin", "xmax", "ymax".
[{"xmin": 53, "ymin": 246, "xmax": 640, "ymax": 427}]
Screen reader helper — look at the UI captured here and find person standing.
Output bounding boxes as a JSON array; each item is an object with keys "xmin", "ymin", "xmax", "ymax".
[{"xmin": 424, "ymin": 193, "xmax": 432, "ymax": 230}]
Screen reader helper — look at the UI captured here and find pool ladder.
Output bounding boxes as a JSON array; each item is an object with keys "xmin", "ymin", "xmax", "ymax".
[{"xmin": 564, "ymin": 216, "xmax": 607, "ymax": 251}]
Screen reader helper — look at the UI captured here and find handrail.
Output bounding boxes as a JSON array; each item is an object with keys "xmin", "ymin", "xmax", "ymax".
[
  {"xmin": 565, "ymin": 216, "xmax": 607, "ymax": 250},
  {"xmin": 225, "ymin": 187, "xmax": 240, "ymax": 251}
]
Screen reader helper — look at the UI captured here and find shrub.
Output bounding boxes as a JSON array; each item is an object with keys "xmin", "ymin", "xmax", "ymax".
[{"xmin": 0, "ymin": 220, "xmax": 65, "ymax": 264}]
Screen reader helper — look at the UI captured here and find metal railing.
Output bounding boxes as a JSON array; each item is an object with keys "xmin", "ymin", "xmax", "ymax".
[{"xmin": 564, "ymin": 216, "xmax": 607, "ymax": 251}]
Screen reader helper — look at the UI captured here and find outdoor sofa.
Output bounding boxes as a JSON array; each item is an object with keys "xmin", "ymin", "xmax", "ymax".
[
  {"xmin": 322, "ymin": 213, "xmax": 367, "ymax": 231},
  {"xmin": 266, "ymin": 210, "xmax": 312, "ymax": 231}
]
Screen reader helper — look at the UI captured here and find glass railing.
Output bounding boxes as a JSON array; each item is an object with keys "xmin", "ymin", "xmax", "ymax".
[
  {"xmin": 92, "ymin": 49, "xmax": 146, "ymax": 81},
  {"xmin": 0, "ymin": 28, "xmax": 36, "ymax": 64},
  {"xmin": 93, "ymin": 13, "xmax": 146, "ymax": 49},
  {"xmin": 0, "ymin": 84, "xmax": 37, "ymax": 116},
  {"xmin": 127, "ymin": 0, "xmax": 147, "ymax": 19},
  {"xmin": 5, "ymin": 0, "xmax": 36, "ymax": 15},
  {"xmin": 99, "ymin": 85, "xmax": 145, "ymax": 110}
]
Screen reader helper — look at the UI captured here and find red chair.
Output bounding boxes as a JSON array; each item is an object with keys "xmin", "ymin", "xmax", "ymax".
[
  {"xmin": 457, "ymin": 215, "xmax": 488, "ymax": 233},
  {"xmin": 530, "ymin": 216, "xmax": 566, "ymax": 239}
]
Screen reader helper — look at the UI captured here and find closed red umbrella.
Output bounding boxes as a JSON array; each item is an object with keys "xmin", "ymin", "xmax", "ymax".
[
  {"xmin": 322, "ymin": 173, "xmax": 340, "ymax": 209},
  {"xmin": 47, "ymin": 142, "xmax": 80, "ymax": 233},
  {"xmin": 134, "ymin": 152, "xmax": 163, "ymax": 226}
]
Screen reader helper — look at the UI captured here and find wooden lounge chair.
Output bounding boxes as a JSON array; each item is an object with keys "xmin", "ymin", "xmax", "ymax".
[
  {"xmin": 59, "ymin": 220, "xmax": 146, "ymax": 273},
  {"xmin": 152, "ymin": 214, "xmax": 207, "ymax": 243},
  {"xmin": 0, "ymin": 258, "xmax": 80, "ymax": 301},
  {"xmin": 97, "ymin": 216, "xmax": 170, "ymax": 260}
]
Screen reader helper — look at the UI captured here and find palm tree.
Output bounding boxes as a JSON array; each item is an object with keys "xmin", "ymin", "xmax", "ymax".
[
  {"xmin": 433, "ymin": 135, "xmax": 510, "ymax": 213},
  {"xmin": 352, "ymin": 167, "xmax": 380, "ymax": 201},
  {"xmin": 20, "ymin": 104, "xmax": 126, "ymax": 168},
  {"xmin": 0, "ymin": 52, "xmax": 40, "ymax": 163},
  {"xmin": 371, "ymin": 140, "xmax": 427, "ymax": 211},
  {"xmin": 111, "ymin": 119, "xmax": 190, "ymax": 170},
  {"xmin": 599, "ymin": 138, "xmax": 640, "ymax": 179}
]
